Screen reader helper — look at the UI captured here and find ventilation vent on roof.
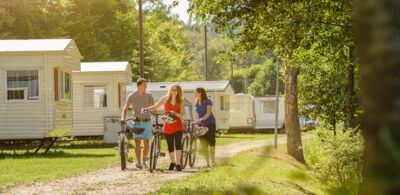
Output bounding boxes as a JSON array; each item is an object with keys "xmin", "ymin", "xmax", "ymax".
[{"xmin": 160, "ymin": 85, "xmax": 166, "ymax": 88}]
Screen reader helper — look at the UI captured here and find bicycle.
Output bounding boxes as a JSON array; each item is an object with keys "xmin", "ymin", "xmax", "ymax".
[
  {"xmin": 111, "ymin": 118, "xmax": 144, "ymax": 170},
  {"xmin": 142, "ymin": 110, "xmax": 176, "ymax": 173},
  {"xmin": 181, "ymin": 120, "xmax": 198, "ymax": 169}
]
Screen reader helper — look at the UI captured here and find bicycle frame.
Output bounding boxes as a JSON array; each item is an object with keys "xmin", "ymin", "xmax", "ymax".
[
  {"xmin": 111, "ymin": 118, "xmax": 135, "ymax": 171},
  {"xmin": 181, "ymin": 120, "xmax": 198, "ymax": 169},
  {"xmin": 144, "ymin": 110, "xmax": 174, "ymax": 173}
]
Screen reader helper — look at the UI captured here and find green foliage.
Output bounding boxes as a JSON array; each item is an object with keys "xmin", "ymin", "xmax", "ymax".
[
  {"xmin": 247, "ymin": 59, "xmax": 284, "ymax": 96},
  {"xmin": 296, "ymin": 45, "xmax": 347, "ymax": 126},
  {"xmin": 0, "ymin": 0, "xmax": 200, "ymax": 82},
  {"xmin": 305, "ymin": 128, "xmax": 364, "ymax": 194}
]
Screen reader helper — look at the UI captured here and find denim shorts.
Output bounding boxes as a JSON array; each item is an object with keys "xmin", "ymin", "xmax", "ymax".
[{"xmin": 129, "ymin": 121, "xmax": 153, "ymax": 140}]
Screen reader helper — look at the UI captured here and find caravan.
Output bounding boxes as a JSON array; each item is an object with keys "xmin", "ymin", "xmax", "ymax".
[
  {"xmin": 229, "ymin": 94, "xmax": 255, "ymax": 129},
  {"xmin": 0, "ymin": 39, "xmax": 81, "ymax": 140},
  {"xmin": 228, "ymin": 94, "xmax": 285, "ymax": 131}
]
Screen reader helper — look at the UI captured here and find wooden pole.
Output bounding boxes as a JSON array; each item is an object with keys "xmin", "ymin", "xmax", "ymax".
[
  {"xmin": 138, "ymin": 0, "xmax": 144, "ymax": 78},
  {"xmin": 204, "ymin": 25, "xmax": 208, "ymax": 81},
  {"xmin": 274, "ymin": 58, "xmax": 280, "ymax": 149}
]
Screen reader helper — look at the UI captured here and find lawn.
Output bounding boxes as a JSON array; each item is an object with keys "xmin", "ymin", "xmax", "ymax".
[
  {"xmin": 155, "ymin": 140, "xmax": 325, "ymax": 195},
  {"xmin": 0, "ymin": 133, "xmax": 281, "ymax": 191},
  {"xmin": 0, "ymin": 145, "xmax": 119, "ymax": 191},
  {"xmin": 216, "ymin": 133, "xmax": 284, "ymax": 146}
]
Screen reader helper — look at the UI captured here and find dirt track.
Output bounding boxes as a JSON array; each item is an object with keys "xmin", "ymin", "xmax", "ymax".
[{"xmin": 2, "ymin": 135, "xmax": 313, "ymax": 195}]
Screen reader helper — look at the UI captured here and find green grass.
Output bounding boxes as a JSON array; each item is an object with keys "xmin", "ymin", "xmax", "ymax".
[
  {"xmin": 216, "ymin": 133, "xmax": 284, "ymax": 146},
  {"xmin": 0, "ymin": 145, "xmax": 120, "ymax": 190},
  {"xmin": 155, "ymin": 142, "xmax": 325, "ymax": 195},
  {"xmin": 0, "ymin": 133, "xmax": 279, "ymax": 191}
]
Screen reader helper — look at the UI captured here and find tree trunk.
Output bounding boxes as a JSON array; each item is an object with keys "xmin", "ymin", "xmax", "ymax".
[
  {"xmin": 331, "ymin": 118, "xmax": 337, "ymax": 136},
  {"xmin": 346, "ymin": 46, "xmax": 356, "ymax": 129},
  {"xmin": 355, "ymin": 0, "xmax": 400, "ymax": 194},
  {"xmin": 284, "ymin": 66, "xmax": 305, "ymax": 163}
]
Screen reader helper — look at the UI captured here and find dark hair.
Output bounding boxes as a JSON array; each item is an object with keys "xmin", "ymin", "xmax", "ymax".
[
  {"xmin": 136, "ymin": 78, "xmax": 147, "ymax": 86},
  {"xmin": 196, "ymin": 87, "xmax": 208, "ymax": 105}
]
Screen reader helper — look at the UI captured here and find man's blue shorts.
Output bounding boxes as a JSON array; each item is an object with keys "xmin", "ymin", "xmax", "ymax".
[{"xmin": 129, "ymin": 121, "xmax": 152, "ymax": 140}]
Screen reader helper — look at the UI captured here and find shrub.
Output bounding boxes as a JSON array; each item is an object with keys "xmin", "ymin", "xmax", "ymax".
[{"xmin": 305, "ymin": 127, "xmax": 364, "ymax": 194}]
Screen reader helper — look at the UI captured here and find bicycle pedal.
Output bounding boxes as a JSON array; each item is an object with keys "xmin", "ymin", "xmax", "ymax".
[{"xmin": 160, "ymin": 152, "xmax": 166, "ymax": 157}]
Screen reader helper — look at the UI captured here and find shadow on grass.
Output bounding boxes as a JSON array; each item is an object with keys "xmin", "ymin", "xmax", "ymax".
[
  {"xmin": 1, "ymin": 150, "xmax": 115, "ymax": 159},
  {"xmin": 56, "ymin": 143, "xmax": 117, "ymax": 149}
]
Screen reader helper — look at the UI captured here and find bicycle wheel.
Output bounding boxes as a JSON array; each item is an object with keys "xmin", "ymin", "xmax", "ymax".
[
  {"xmin": 149, "ymin": 134, "xmax": 159, "ymax": 173},
  {"xmin": 189, "ymin": 137, "xmax": 197, "ymax": 167},
  {"xmin": 119, "ymin": 135, "xmax": 127, "ymax": 170},
  {"xmin": 181, "ymin": 136, "xmax": 189, "ymax": 169}
]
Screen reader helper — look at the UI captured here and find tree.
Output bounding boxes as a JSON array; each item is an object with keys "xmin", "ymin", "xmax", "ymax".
[
  {"xmin": 189, "ymin": 0, "xmax": 313, "ymax": 162},
  {"xmin": 355, "ymin": 0, "xmax": 400, "ymax": 194}
]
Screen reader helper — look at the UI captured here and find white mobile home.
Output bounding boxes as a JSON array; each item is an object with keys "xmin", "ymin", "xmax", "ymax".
[
  {"xmin": 253, "ymin": 96, "xmax": 285, "ymax": 129},
  {"xmin": 127, "ymin": 80, "xmax": 234, "ymax": 130},
  {"xmin": 229, "ymin": 93, "xmax": 255, "ymax": 129},
  {"xmin": 0, "ymin": 39, "xmax": 81, "ymax": 140},
  {"xmin": 70, "ymin": 62, "xmax": 132, "ymax": 136}
]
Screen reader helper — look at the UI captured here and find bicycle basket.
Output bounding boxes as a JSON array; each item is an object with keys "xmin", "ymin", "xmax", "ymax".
[
  {"xmin": 194, "ymin": 125, "xmax": 209, "ymax": 136},
  {"xmin": 126, "ymin": 126, "xmax": 145, "ymax": 134},
  {"xmin": 161, "ymin": 115, "xmax": 177, "ymax": 124}
]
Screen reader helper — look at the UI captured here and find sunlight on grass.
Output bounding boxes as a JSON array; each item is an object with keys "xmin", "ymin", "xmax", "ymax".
[
  {"xmin": 0, "ymin": 133, "xmax": 288, "ymax": 191},
  {"xmin": 0, "ymin": 146, "xmax": 119, "ymax": 189},
  {"xmin": 216, "ymin": 133, "xmax": 284, "ymax": 146},
  {"xmin": 155, "ymin": 143, "xmax": 325, "ymax": 195}
]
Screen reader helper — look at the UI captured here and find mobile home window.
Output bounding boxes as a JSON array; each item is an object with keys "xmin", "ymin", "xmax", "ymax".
[
  {"xmin": 6, "ymin": 70, "xmax": 39, "ymax": 101},
  {"xmin": 220, "ymin": 95, "xmax": 230, "ymax": 111},
  {"xmin": 263, "ymin": 101, "xmax": 276, "ymax": 113},
  {"xmin": 84, "ymin": 85, "xmax": 107, "ymax": 108}
]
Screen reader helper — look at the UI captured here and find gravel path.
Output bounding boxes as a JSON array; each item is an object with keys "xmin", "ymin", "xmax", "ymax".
[{"xmin": 2, "ymin": 134, "xmax": 314, "ymax": 195}]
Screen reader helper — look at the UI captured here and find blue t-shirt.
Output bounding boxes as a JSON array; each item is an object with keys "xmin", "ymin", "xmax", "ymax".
[{"xmin": 195, "ymin": 99, "xmax": 216, "ymax": 125}]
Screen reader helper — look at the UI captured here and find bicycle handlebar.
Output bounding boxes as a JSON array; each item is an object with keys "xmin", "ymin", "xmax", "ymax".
[
  {"xmin": 142, "ymin": 109, "xmax": 173, "ymax": 116},
  {"xmin": 110, "ymin": 118, "xmax": 135, "ymax": 124}
]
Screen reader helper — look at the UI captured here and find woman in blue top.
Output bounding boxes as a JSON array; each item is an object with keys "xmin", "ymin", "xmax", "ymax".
[{"xmin": 194, "ymin": 87, "xmax": 216, "ymax": 167}]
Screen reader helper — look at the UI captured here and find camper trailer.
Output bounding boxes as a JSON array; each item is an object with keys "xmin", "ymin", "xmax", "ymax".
[
  {"xmin": 70, "ymin": 62, "xmax": 132, "ymax": 137},
  {"xmin": 0, "ymin": 39, "xmax": 81, "ymax": 140},
  {"xmin": 229, "ymin": 93, "xmax": 255, "ymax": 129},
  {"xmin": 127, "ymin": 81, "xmax": 234, "ymax": 130},
  {"xmin": 253, "ymin": 96, "xmax": 285, "ymax": 129},
  {"xmin": 229, "ymin": 94, "xmax": 285, "ymax": 131}
]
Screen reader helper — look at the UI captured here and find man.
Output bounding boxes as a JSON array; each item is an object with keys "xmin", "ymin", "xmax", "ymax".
[{"xmin": 121, "ymin": 78, "xmax": 154, "ymax": 169}]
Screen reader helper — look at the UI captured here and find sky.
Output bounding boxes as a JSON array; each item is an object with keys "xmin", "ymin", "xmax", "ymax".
[{"xmin": 162, "ymin": 0, "xmax": 190, "ymax": 23}]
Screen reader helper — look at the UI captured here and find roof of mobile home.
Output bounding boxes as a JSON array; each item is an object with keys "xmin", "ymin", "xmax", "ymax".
[
  {"xmin": 127, "ymin": 80, "xmax": 231, "ymax": 92},
  {"xmin": 0, "ymin": 39, "xmax": 74, "ymax": 52},
  {"xmin": 80, "ymin": 61, "xmax": 130, "ymax": 72}
]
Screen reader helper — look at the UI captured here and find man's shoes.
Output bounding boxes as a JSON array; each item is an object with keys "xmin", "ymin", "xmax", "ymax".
[
  {"xmin": 142, "ymin": 161, "xmax": 148, "ymax": 169},
  {"xmin": 142, "ymin": 157, "xmax": 149, "ymax": 169},
  {"xmin": 168, "ymin": 163, "xmax": 176, "ymax": 170},
  {"xmin": 135, "ymin": 162, "xmax": 143, "ymax": 169},
  {"xmin": 176, "ymin": 164, "xmax": 182, "ymax": 171}
]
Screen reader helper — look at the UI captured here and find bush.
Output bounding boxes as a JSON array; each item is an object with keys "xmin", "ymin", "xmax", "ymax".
[{"xmin": 305, "ymin": 127, "xmax": 364, "ymax": 194}]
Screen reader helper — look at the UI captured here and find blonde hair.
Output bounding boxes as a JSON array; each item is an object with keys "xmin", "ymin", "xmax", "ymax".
[{"xmin": 167, "ymin": 84, "xmax": 183, "ymax": 105}]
